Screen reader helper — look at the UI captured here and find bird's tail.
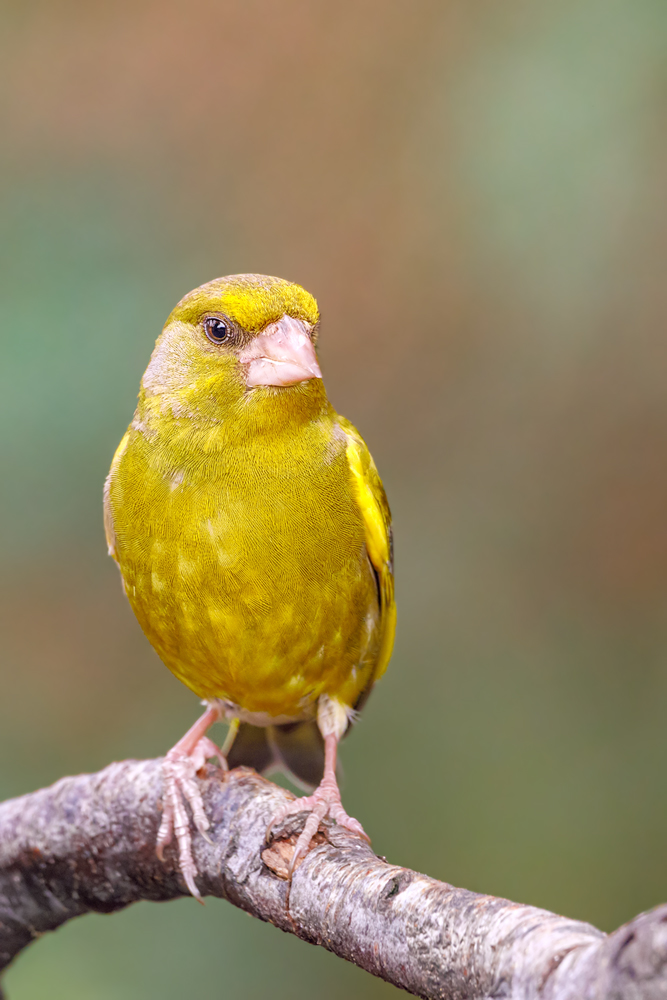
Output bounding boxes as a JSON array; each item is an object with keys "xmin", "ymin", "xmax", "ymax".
[{"xmin": 224, "ymin": 719, "xmax": 325, "ymax": 791}]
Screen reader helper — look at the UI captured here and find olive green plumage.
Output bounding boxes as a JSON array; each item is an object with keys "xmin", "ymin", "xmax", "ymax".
[{"xmin": 104, "ymin": 274, "xmax": 395, "ymax": 785}]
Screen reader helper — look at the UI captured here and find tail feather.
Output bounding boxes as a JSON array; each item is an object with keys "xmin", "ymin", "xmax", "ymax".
[
  {"xmin": 269, "ymin": 721, "xmax": 325, "ymax": 790},
  {"xmin": 224, "ymin": 720, "xmax": 325, "ymax": 791},
  {"xmin": 225, "ymin": 721, "xmax": 274, "ymax": 775}
]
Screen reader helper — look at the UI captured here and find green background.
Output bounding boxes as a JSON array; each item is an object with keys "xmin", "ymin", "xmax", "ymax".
[{"xmin": 2, "ymin": 0, "xmax": 667, "ymax": 996}]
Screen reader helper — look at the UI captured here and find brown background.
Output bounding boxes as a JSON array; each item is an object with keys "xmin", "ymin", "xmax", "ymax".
[{"xmin": 1, "ymin": 1, "xmax": 667, "ymax": 996}]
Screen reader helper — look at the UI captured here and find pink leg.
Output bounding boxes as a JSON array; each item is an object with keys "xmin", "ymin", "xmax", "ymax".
[
  {"xmin": 267, "ymin": 733, "xmax": 370, "ymax": 876},
  {"xmin": 156, "ymin": 704, "xmax": 227, "ymax": 899}
]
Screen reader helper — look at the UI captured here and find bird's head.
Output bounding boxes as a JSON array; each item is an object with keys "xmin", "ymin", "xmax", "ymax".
[{"xmin": 140, "ymin": 274, "xmax": 326, "ymax": 424}]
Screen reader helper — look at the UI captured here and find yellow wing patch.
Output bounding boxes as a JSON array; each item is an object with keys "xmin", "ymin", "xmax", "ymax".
[
  {"xmin": 340, "ymin": 417, "xmax": 396, "ymax": 682},
  {"xmin": 103, "ymin": 430, "xmax": 130, "ymax": 561}
]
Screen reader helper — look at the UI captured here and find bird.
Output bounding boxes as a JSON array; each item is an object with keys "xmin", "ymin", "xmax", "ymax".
[{"xmin": 103, "ymin": 274, "xmax": 395, "ymax": 897}]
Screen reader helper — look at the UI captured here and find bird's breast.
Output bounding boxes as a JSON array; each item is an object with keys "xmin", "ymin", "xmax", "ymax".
[{"xmin": 107, "ymin": 418, "xmax": 381, "ymax": 714}]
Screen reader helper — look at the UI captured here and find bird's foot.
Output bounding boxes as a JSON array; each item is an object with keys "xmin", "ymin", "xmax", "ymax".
[
  {"xmin": 156, "ymin": 708, "xmax": 226, "ymax": 899},
  {"xmin": 267, "ymin": 779, "xmax": 370, "ymax": 877}
]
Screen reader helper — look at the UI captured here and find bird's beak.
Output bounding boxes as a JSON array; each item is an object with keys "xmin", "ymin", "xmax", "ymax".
[{"xmin": 240, "ymin": 316, "xmax": 322, "ymax": 387}]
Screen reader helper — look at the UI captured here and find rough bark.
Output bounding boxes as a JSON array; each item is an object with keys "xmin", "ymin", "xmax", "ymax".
[{"xmin": 0, "ymin": 760, "xmax": 665, "ymax": 998}]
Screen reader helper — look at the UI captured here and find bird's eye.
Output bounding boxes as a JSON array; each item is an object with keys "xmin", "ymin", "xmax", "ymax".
[{"xmin": 203, "ymin": 317, "xmax": 229, "ymax": 344}]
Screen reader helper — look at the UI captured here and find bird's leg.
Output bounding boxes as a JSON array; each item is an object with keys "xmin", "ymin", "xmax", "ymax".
[
  {"xmin": 266, "ymin": 695, "xmax": 370, "ymax": 876},
  {"xmin": 156, "ymin": 702, "xmax": 227, "ymax": 899}
]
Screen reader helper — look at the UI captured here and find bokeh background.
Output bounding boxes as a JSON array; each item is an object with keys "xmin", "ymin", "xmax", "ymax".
[{"xmin": 1, "ymin": 0, "xmax": 667, "ymax": 996}]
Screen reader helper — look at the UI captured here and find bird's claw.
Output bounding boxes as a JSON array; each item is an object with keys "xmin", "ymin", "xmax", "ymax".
[
  {"xmin": 156, "ymin": 736, "xmax": 226, "ymax": 899},
  {"xmin": 267, "ymin": 784, "xmax": 370, "ymax": 877}
]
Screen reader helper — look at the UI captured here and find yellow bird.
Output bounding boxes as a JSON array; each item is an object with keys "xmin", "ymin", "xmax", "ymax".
[{"xmin": 104, "ymin": 274, "xmax": 395, "ymax": 896}]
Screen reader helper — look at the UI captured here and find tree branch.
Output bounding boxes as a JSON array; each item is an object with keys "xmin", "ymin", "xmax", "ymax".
[{"xmin": 0, "ymin": 761, "xmax": 665, "ymax": 998}]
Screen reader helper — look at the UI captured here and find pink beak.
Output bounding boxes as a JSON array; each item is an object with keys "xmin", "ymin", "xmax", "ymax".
[{"xmin": 240, "ymin": 316, "xmax": 322, "ymax": 387}]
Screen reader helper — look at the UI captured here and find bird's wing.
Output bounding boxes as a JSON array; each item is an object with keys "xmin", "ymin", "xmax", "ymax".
[
  {"xmin": 103, "ymin": 429, "xmax": 131, "ymax": 562},
  {"xmin": 339, "ymin": 416, "xmax": 396, "ymax": 686}
]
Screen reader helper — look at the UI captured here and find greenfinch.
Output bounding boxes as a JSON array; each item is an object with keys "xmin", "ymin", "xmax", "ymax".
[{"xmin": 104, "ymin": 274, "xmax": 395, "ymax": 896}]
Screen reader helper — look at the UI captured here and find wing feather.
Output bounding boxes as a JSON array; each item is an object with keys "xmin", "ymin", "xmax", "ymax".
[{"xmin": 339, "ymin": 416, "xmax": 396, "ymax": 683}]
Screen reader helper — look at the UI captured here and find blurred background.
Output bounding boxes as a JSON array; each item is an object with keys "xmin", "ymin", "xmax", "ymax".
[{"xmin": 1, "ymin": 0, "xmax": 667, "ymax": 996}]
